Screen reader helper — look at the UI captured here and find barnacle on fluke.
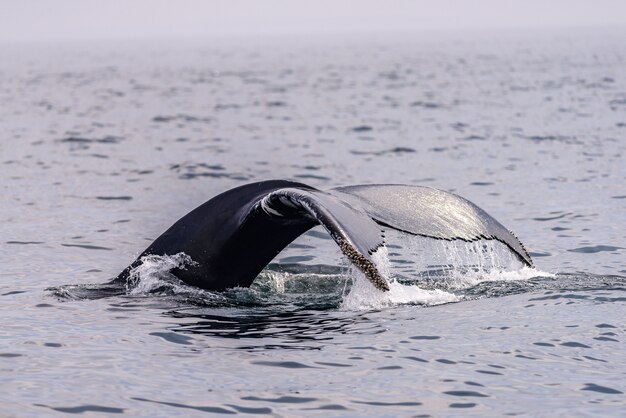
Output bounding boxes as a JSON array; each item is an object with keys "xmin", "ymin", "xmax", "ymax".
[{"xmin": 337, "ymin": 238, "xmax": 389, "ymax": 291}]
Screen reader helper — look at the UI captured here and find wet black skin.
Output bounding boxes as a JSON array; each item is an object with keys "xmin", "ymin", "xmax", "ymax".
[{"xmin": 115, "ymin": 180, "xmax": 318, "ymax": 290}]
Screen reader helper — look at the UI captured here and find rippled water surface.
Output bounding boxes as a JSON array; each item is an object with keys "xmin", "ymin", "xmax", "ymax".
[{"xmin": 2, "ymin": 29, "xmax": 625, "ymax": 416}]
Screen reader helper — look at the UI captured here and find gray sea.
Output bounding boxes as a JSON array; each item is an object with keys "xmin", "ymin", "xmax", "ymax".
[{"xmin": 1, "ymin": 28, "xmax": 625, "ymax": 417}]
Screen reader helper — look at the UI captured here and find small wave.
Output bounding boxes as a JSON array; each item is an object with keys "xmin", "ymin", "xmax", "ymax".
[{"xmin": 48, "ymin": 283, "xmax": 126, "ymax": 300}]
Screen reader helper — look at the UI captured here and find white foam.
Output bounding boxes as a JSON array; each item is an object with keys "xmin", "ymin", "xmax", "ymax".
[
  {"xmin": 126, "ymin": 252, "xmax": 197, "ymax": 295},
  {"xmin": 469, "ymin": 265, "xmax": 554, "ymax": 283},
  {"xmin": 342, "ymin": 277, "xmax": 461, "ymax": 310},
  {"xmin": 435, "ymin": 264, "xmax": 555, "ymax": 291},
  {"xmin": 341, "ymin": 246, "xmax": 460, "ymax": 310}
]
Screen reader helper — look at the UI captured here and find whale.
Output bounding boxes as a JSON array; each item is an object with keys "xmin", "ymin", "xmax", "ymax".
[{"xmin": 114, "ymin": 180, "xmax": 532, "ymax": 292}]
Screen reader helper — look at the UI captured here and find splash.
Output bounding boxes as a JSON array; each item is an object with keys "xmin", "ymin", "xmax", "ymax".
[
  {"xmin": 126, "ymin": 252, "xmax": 198, "ymax": 295},
  {"xmin": 341, "ymin": 246, "xmax": 461, "ymax": 310},
  {"xmin": 386, "ymin": 233, "xmax": 554, "ymax": 286},
  {"xmin": 340, "ymin": 238, "xmax": 555, "ymax": 310}
]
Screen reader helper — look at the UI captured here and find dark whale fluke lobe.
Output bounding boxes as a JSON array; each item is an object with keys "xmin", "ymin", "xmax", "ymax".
[{"xmin": 115, "ymin": 180, "xmax": 532, "ymax": 292}]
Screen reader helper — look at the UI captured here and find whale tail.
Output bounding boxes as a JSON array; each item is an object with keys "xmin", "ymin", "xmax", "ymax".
[{"xmin": 115, "ymin": 180, "xmax": 532, "ymax": 292}]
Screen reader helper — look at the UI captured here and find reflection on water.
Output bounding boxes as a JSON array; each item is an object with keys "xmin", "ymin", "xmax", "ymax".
[{"xmin": 168, "ymin": 309, "xmax": 382, "ymax": 350}]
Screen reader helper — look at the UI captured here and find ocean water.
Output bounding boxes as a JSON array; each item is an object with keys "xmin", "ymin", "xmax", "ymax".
[{"xmin": 1, "ymin": 29, "xmax": 625, "ymax": 416}]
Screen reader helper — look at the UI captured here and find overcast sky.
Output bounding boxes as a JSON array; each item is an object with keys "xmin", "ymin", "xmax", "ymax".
[{"xmin": 1, "ymin": 0, "xmax": 625, "ymax": 43}]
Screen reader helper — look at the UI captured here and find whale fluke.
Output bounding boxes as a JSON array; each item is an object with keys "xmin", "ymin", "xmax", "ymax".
[
  {"xmin": 331, "ymin": 185, "xmax": 533, "ymax": 267},
  {"xmin": 114, "ymin": 180, "xmax": 532, "ymax": 292}
]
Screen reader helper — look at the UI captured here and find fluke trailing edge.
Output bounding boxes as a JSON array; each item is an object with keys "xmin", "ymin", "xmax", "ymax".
[{"xmin": 114, "ymin": 180, "xmax": 532, "ymax": 292}]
